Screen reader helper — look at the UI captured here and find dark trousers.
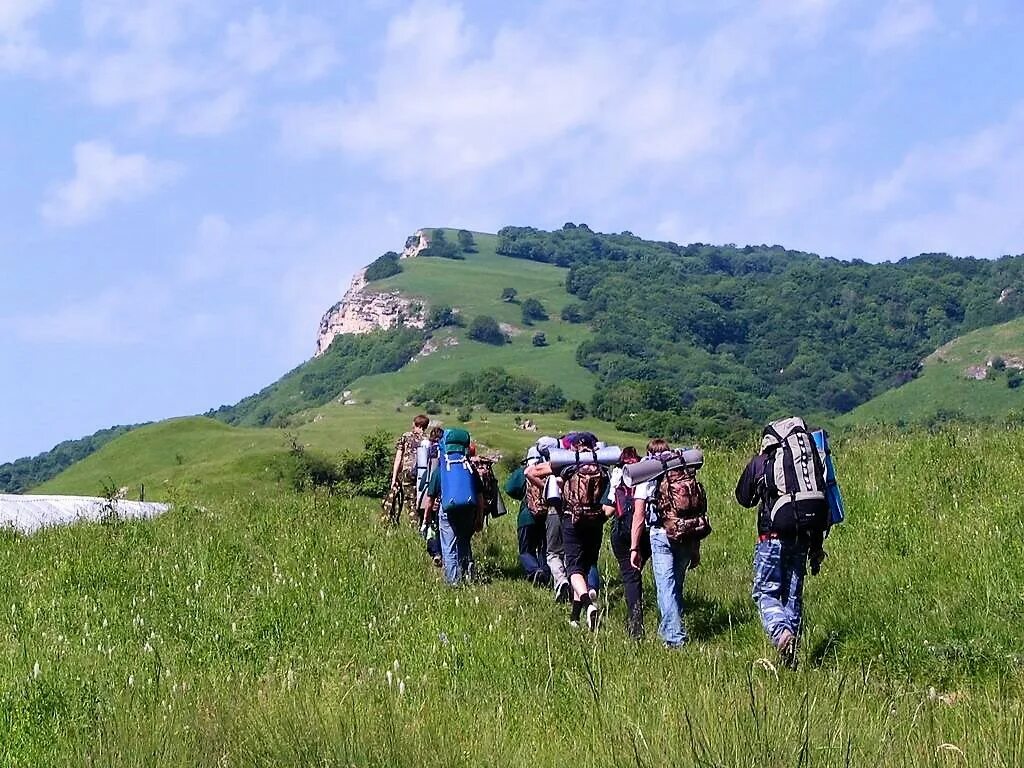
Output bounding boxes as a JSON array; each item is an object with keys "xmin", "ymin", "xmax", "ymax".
[
  {"xmin": 610, "ymin": 516, "xmax": 648, "ymax": 638},
  {"xmin": 562, "ymin": 515, "xmax": 605, "ymax": 579},
  {"xmin": 518, "ymin": 519, "xmax": 551, "ymax": 585}
]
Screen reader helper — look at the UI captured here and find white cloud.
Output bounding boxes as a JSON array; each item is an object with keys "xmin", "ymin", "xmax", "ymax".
[
  {"xmin": 280, "ymin": 1, "xmax": 836, "ymax": 186},
  {"xmin": 861, "ymin": 0, "xmax": 937, "ymax": 53},
  {"xmin": 0, "ymin": 0, "xmax": 50, "ymax": 71},
  {"xmin": 851, "ymin": 104, "xmax": 1024, "ymax": 258},
  {"xmin": 59, "ymin": 0, "xmax": 338, "ymax": 133},
  {"xmin": 224, "ymin": 8, "xmax": 338, "ymax": 80},
  {"xmin": 0, "ymin": 0, "xmax": 50, "ymax": 34},
  {"xmin": 41, "ymin": 141, "xmax": 180, "ymax": 226}
]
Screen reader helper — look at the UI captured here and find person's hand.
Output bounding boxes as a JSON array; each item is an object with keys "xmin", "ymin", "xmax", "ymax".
[
  {"xmin": 629, "ymin": 548, "xmax": 644, "ymax": 571},
  {"xmin": 809, "ymin": 548, "xmax": 826, "ymax": 575}
]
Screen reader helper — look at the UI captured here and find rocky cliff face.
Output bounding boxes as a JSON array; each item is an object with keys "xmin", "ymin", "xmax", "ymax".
[{"xmin": 314, "ymin": 231, "xmax": 430, "ymax": 356}]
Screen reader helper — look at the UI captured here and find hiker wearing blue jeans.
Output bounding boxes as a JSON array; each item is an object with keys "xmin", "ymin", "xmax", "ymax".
[
  {"xmin": 630, "ymin": 438, "xmax": 696, "ymax": 648},
  {"xmin": 750, "ymin": 537, "xmax": 808, "ymax": 646},
  {"xmin": 437, "ymin": 505, "xmax": 476, "ymax": 585},
  {"xmin": 424, "ymin": 437, "xmax": 484, "ymax": 586},
  {"xmin": 735, "ymin": 418, "xmax": 827, "ymax": 666}
]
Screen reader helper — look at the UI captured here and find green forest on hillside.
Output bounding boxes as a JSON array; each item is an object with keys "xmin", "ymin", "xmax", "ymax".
[{"xmin": 496, "ymin": 224, "xmax": 1024, "ymax": 439}]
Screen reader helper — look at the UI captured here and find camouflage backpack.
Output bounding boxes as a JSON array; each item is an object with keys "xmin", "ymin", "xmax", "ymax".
[
  {"xmin": 561, "ymin": 462, "xmax": 608, "ymax": 524},
  {"xmin": 655, "ymin": 464, "xmax": 711, "ymax": 543}
]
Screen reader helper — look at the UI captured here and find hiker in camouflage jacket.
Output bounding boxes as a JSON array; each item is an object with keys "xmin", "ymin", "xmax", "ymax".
[{"xmin": 390, "ymin": 414, "xmax": 430, "ymax": 524}]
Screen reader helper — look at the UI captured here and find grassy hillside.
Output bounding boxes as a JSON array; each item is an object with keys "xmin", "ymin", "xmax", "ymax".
[
  {"xmin": 846, "ymin": 315, "xmax": 1024, "ymax": 425},
  {"xmin": 350, "ymin": 230, "xmax": 595, "ymax": 404},
  {"xmin": 6, "ymin": 425, "xmax": 1024, "ymax": 766},
  {"xmin": 38, "ymin": 408, "xmax": 646, "ymax": 502}
]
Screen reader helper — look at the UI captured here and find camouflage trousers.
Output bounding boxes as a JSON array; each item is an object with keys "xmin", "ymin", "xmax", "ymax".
[
  {"xmin": 401, "ymin": 478, "xmax": 420, "ymax": 523},
  {"xmin": 751, "ymin": 539, "xmax": 808, "ymax": 647}
]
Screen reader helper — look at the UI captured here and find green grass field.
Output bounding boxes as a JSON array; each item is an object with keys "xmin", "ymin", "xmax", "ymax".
[
  {"xmin": 846, "ymin": 316, "xmax": 1024, "ymax": 425},
  {"xmin": 8, "ymin": 424, "xmax": 1024, "ymax": 766}
]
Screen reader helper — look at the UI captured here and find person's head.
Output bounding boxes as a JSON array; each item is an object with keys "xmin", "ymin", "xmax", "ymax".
[
  {"xmin": 429, "ymin": 426, "xmax": 444, "ymax": 443},
  {"xmin": 620, "ymin": 446, "xmax": 640, "ymax": 465},
  {"xmin": 413, "ymin": 414, "xmax": 429, "ymax": 430},
  {"xmin": 565, "ymin": 431, "xmax": 598, "ymax": 450},
  {"xmin": 646, "ymin": 438, "xmax": 670, "ymax": 456}
]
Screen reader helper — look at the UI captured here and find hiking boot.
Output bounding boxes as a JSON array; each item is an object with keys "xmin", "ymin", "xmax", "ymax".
[
  {"xmin": 432, "ymin": 555, "xmax": 442, "ymax": 568},
  {"xmin": 587, "ymin": 588, "xmax": 598, "ymax": 603},
  {"xmin": 555, "ymin": 580, "xmax": 571, "ymax": 603},
  {"xmin": 586, "ymin": 604, "xmax": 599, "ymax": 632},
  {"xmin": 777, "ymin": 629, "xmax": 798, "ymax": 669}
]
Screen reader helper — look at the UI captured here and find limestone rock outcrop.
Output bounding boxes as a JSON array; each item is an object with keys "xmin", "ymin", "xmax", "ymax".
[{"xmin": 314, "ymin": 230, "xmax": 433, "ymax": 356}]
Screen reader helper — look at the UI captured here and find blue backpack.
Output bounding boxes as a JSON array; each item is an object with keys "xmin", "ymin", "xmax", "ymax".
[{"xmin": 438, "ymin": 429, "xmax": 478, "ymax": 514}]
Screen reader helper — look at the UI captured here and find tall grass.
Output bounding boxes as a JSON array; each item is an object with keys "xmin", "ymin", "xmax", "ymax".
[{"xmin": 3, "ymin": 425, "xmax": 1023, "ymax": 766}]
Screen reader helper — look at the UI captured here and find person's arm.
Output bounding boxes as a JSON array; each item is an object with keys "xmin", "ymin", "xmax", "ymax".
[
  {"xmin": 734, "ymin": 456, "xmax": 763, "ymax": 508},
  {"xmin": 525, "ymin": 461, "xmax": 553, "ymax": 488},
  {"xmin": 629, "ymin": 497, "xmax": 647, "ymax": 570},
  {"xmin": 389, "ymin": 443, "xmax": 403, "ymax": 488}
]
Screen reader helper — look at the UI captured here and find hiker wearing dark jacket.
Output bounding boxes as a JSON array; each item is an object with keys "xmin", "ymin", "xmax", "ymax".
[
  {"xmin": 602, "ymin": 447, "xmax": 647, "ymax": 639},
  {"xmin": 504, "ymin": 463, "xmax": 551, "ymax": 586},
  {"xmin": 735, "ymin": 419, "xmax": 827, "ymax": 666}
]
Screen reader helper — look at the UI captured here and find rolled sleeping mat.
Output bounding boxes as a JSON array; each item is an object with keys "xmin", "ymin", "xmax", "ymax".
[
  {"xmin": 622, "ymin": 448, "xmax": 704, "ymax": 486},
  {"xmin": 811, "ymin": 430, "xmax": 845, "ymax": 526},
  {"xmin": 547, "ymin": 446, "xmax": 622, "ymax": 472}
]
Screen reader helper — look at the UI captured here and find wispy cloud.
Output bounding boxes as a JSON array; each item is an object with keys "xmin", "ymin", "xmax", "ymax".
[
  {"xmin": 54, "ymin": 0, "xmax": 340, "ymax": 133},
  {"xmin": 41, "ymin": 140, "xmax": 180, "ymax": 226},
  {"xmin": 280, "ymin": 0, "xmax": 840, "ymax": 190},
  {"xmin": 860, "ymin": 0, "xmax": 937, "ymax": 53},
  {"xmin": 850, "ymin": 103, "xmax": 1024, "ymax": 258}
]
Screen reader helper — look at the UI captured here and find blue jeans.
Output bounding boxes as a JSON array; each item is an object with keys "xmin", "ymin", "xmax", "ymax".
[
  {"xmin": 649, "ymin": 526, "xmax": 690, "ymax": 646},
  {"xmin": 439, "ymin": 506, "xmax": 475, "ymax": 585},
  {"xmin": 518, "ymin": 520, "xmax": 551, "ymax": 585},
  {"xmin": 751, "ymin": 539, "xmax": 808, "ymax": 645}
]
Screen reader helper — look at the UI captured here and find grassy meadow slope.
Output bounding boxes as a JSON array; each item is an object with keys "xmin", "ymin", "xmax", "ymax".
[
  {"xmin": 38, "ymin": 408, "xmax": 645, "ymax": 502},
  {"xmin": 5, "ymin": 425, "xmax": 1024, "ymax": 766},
  {"xmin": 350, "ymin": 230, "xmax": 594, "ymax": 403},
  {"xmin": 846, "ymin": 315, "xmax": 1024, "ymax": 425}
]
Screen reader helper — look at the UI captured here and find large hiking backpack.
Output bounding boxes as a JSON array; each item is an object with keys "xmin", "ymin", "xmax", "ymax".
[
  {"xmin": 437, "ymin": 429, "xmax": 477, "ymax": 515},
  {"xmin": 762, "ymin": 417, "xmax": 828, "ymax": 533},
  {"xmin": 561, "ymin": 461, "xmax": 607, "ymax": 524},
  {"xmin": 654, "ymin": 456, "xmax": 710, "ymax": 543}
]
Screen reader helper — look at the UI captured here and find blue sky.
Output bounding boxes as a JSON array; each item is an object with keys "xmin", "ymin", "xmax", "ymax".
[{"xmin": 2, "ymin": 0, "xmax": 1023, "ymax": 462}]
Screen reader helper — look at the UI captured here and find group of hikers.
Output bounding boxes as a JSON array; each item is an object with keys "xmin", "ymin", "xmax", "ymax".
[{"xmin": 385, "ymin": 413, "xmax": 843, "ymax": 667}]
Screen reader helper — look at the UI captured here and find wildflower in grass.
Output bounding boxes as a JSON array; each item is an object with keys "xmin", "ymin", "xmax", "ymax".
[
  {"xmin": 399, "ymin": 679, "xmax": 406, "ymax": 696},
  {"xmin": 386, "ymin": 670, "xmax": 394, "ymax": 688},
  {"xmin": 32, "ymin": 661, "xmax": 40, "ymax": 678}
]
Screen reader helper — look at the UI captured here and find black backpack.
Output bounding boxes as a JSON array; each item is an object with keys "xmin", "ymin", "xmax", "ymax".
[{"xmin": 762, "ymin": 417, "xmax": 828, "ymax": 534}]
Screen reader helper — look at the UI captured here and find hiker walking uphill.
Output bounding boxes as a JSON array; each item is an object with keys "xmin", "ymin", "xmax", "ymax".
[
  {"xmin": 423, "ymin": 428, "xmax": 485, "ymax": 586},
  {"xmin": 601, "ymin": 447, "xmax": 647, "ymax": 639},
  {"xmin": 504, "ymin": 437, "xmax": 555, "ymax": 587},
  {"xmin": 389, "ymin": 414, "xmax": 430, "ymax": 525},
  {"xmin": 526, "ymin": 432, "xmax": 613, "ymax": 631},
  {"xmin": 419, "ymin": 426, "xmax": 445, "ymax": 567},
  {"xmin": 735, "ymin": 417, "xmax": 830, "ymax": 668},
  {"xmin": 628, "ymin": 439, "xmax": 710, "ymax": 648}
]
